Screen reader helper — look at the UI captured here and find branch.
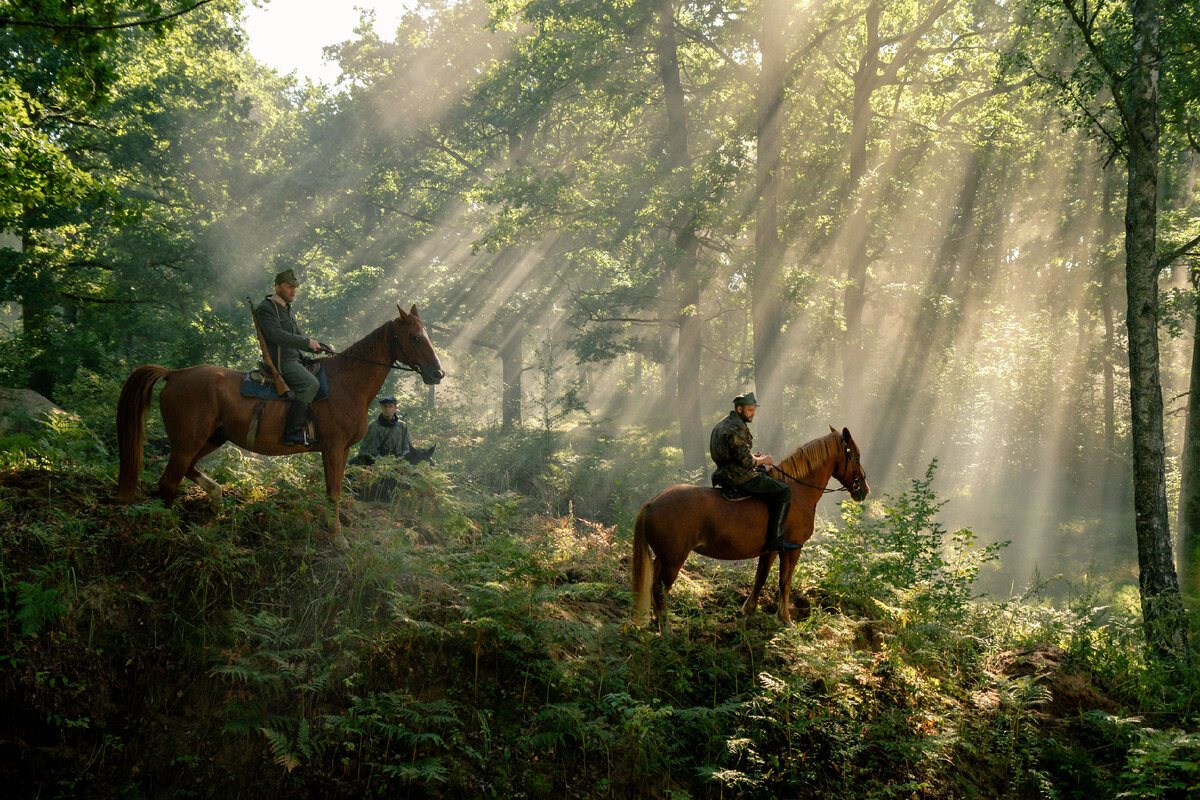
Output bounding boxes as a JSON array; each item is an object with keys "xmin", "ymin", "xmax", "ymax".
[
  {"xmin": 876, "ymin": 0, "xmax": 955, "ymax": 87},
  {"xmin": 363, "ymin": 199, "xmax": 434, "ymax": 227},
  {"xmin": 1028, "ymin": 62, "xmax": 1125, "ymax": 154},
  {"xmin": 675, "ymin": 22, "xmax": 754, "ymax": 87},
  {"xmin": 0, "ymin": 0, "xmax": 217, "ymax": 32},
  {"xmin": 58, "ymin": 291, "xmax": 154, "ymax": 305},
  {"xmin": 1158, "ymin": 233, "xmax": 1200, "ymax": 271},
  {"xmin": 418, "ymin": 133, "xmax": 477, "ymax": 172},
  {"xmin": 935, "ymin": 77, "xmax": 1036, "ymax": 126},
  {"xmin": 1060, "ymin": 0, "xmax": 1129, "ymax": 129}
]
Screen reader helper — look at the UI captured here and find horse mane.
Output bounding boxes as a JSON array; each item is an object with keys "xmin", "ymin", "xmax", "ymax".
[
  {"xmin": 777, "ymin": 431, "xmax": 842, "ymax": 480},
  {"xmin": 338, "ymin": 319, "xmax": 392, "ymax": 361}
]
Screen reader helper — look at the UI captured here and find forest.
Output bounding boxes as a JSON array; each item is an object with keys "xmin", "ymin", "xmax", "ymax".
[{"xmin": 3, "ymin": 0, "xmax": 1200, "ymax": 796}]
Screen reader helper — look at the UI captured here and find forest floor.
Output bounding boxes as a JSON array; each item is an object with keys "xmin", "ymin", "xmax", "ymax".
[{"xmin": 0, "ymin": 456, "xmax": 1194, "ymax": 799}]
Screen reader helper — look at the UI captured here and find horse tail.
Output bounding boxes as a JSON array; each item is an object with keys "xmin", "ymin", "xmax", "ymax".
[
  {"xmin": 116, "ymin": 365, "xmax": 170, "ymax": 502},
  {"xmin": 630, "ymin": 503, "xmax": 655, "ymax": 626}
]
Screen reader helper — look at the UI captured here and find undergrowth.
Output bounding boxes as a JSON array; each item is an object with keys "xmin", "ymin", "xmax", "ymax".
[{"xmin": 1, "ymin": 415, "xmax": 1199, "ymax": 798}]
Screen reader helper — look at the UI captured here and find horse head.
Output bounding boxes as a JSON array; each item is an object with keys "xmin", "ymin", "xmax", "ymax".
[
  {"xmin": 391, "ymin": 303, "xmax": 445, "ymax": 385},
  {"xmin": 831, "ymin": 426, "xmax": 869, "ymax": 502},
  {"xmin": 404, "ymin": 443, "xmax": 436, "ymax": 465}
]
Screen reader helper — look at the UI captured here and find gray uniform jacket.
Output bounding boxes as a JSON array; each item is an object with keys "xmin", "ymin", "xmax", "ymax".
[
  {"xmin": 255, "ymin": 295, "xmax": 309, "ymax": 366},
  {"xmin": 358, "ymin": 416, "xmax": 412, "ymax": 459}
]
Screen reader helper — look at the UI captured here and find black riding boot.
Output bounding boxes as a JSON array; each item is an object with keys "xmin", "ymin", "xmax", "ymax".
[
  {"xmin": 283, "ymin": 400, "xmax": 315, "ymax": 446},
  {"xmin": 763, "ymin": 498, "xmax": 800, "ymax": 552}
]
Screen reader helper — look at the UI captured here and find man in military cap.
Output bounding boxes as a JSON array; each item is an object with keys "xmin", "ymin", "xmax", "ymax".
[
  {"xmin": 710, "ymin": 392, "xmax": 799, "ymax": 552},
  {"xmin": 353, "ymin": 396, "xmax": 413, "ymax": 464},
  {"xmin": 256, "ymin": 261, "xmax": 327, "ymax": 446}
]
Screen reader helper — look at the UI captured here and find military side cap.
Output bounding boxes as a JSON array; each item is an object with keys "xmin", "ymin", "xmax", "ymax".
[
  {"xmin": 274, "ymin": 267, "xmax": 299, "ymax": 286},
  {"xmin": 734, "ymin": 392, "xmax": 759, "ymax": 407},
  {"xmin": 379, "ymin": 396, "xmax": 398, "ymax": 405}
]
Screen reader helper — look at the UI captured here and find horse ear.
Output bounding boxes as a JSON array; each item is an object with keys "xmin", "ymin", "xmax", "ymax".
[
  {"xmin": 397, "ymin": 303, "xmax": 409, "ymax": 321},
  {"xmin": 829, "ymin": 425, "xmax": 838, "ymax": 435},
  {"xmin": 842, "ymin": 427, "xmax": 852, "ymax": 443},
  {"xmin": 409, "ymin": 304, "xmax": 420, "ymax": 318}
]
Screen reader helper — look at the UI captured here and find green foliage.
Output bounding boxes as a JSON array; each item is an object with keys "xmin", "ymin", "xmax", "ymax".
[
  {"xmin": 0, "ymin": 411, "xmax": 108, "ymax": 472},
  {"xmin": 813, "ymin": 460, "xmax": 1008, "ymax": 625},
  {"xmin": 324, "ymin": 693, "xmax": 474, "ymax": 790},
  {"xmin": 1, "ymin": 432, "xmax": 1198, "ymax": 798},
  {"xmin": 1085, "ymin": 712, "xmax": 1200, "ymax": 800},
  {"xmin": 14, "ymin": 573, "xmax": 69, "ymax": 638}
]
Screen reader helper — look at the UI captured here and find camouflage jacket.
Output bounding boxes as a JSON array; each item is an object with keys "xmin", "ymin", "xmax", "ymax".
[
  {"xmin": 357, "ymin": 416, "xmax": 411, "ymax": 459},
  {"xmin": 255, "ymin": 295, "xmax": 310, "ymax": 365},
  {"xmin": 710, "ymin": 410, "xmax": 757, "ymax": 485}
]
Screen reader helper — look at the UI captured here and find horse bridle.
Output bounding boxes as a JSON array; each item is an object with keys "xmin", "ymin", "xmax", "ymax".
[
  {"xmin": 768, "ymin": 442, "xmax": 865, "ymax": 495},
  {"xmin": 323, "ymin": 324, "xmax": 424, "ymax": 373}
]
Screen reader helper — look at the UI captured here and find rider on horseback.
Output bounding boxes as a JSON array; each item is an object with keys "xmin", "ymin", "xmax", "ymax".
[
  {"xmin": 256, "ymin": 261, "xmax": 328, "ymax": 447},
  {"xmin": 351, "ymin": 395, "xmax": 413, "ymax": 464},
  {"xmin": 710, "ymin": 392, "xmax": 801, "ymax": 553}
]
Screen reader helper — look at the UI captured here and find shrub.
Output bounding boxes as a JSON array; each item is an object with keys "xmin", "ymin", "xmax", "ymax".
[{"xmin": 812, "ymin": 459, "xmax": 1008, "ymax": 625}]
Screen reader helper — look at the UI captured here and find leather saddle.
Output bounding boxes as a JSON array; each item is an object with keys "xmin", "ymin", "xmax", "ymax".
[
  {"xmin": 240, "ymin": 361, "xmax": 329, "ymax": 401},
  {"xmin": 711, "ymin": 476, "xmax": 753, "ymax": 502}
]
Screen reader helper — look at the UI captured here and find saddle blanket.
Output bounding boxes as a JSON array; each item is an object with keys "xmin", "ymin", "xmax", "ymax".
[{"xmin": 240, "ymin": 363, "xmax": 329, "ymax": 402}]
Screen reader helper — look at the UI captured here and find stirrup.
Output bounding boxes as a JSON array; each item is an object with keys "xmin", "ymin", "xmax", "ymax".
[
  {"xmin": 283, "ymin": 431, "xmax": 317, "ymax": 447},
  {"xmin": 761, "ymin": 538, "xmax": 803, "ymax": 554}
]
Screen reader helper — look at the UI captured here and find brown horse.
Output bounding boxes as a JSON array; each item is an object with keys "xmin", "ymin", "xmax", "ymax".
[
  {"xmin": 116, "ymin": 304, "xmax": 443, "ymax": 541},
  {"xmin": 631, "ymin": 427, "xmax": 868, "ymax": 631}
]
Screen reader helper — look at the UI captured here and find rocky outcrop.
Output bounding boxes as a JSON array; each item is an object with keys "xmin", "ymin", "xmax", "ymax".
[{"xmin": 0, "ymin": 388, "xmax": 73, "ymax": 436}]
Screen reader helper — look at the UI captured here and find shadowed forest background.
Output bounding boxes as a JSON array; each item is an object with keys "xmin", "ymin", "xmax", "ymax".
[{"xmin": 4, "ymin": 0, "xmax": 1200, "ymax": 797}]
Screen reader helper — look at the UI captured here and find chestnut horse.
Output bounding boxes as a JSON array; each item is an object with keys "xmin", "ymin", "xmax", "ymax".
[
  {"xmin": 116, "ymin": 304, "xmax": 443, "ymax": 541},
  {"xmin": 631, "ymin": 427, "xmax": 868, "ymax": 631}
]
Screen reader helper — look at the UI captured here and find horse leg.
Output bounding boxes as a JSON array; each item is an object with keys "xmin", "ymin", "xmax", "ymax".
[
  {"xmin": 158, "ymin": 446, "xmax": 195, "ymax": 506},
  {"xmin": 321, "ymin": 447, "xmax": 349, "ymax": 549},
  {"xmin": 776, "ymin": 548, "xmax": 803, "ymax": 626},
  {"xmin": 185, "ymin": 439, "xmax": 225, "ymax": 510},
  {"xmin": 653, "ymin": 557, "xmax": 687, "ymax": 635},
  {"xmin": 742, "ymin": 553, "xmax": 776, "ymax": 616}
]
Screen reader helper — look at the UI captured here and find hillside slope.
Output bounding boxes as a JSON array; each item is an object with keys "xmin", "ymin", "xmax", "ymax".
[{"xmin": 1, "ymin": 452, "xmax": 1195, "ymax": 799}]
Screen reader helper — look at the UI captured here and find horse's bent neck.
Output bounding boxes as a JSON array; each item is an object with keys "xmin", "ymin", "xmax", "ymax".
[
  {"xmin": 326, "ymin": 322, "xmax": 395, "ymax": 409},
  {"xmin": 776, "ymin": 433, "xmax": 842, "ymax": 497}
]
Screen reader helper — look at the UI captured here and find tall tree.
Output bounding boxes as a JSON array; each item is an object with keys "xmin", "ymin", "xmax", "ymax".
[
  {"xmin": 1123, "ymin": 0, "xmax": 1187, "ymax": 659},
  {"xmin": 838, "ymin": 0, "xmax": 958, "ymax": 423},
  {"xmin": 0, "ymin": 0, "xmax": 226, "ymax": 396},
  {"xmin": 1031, "ymin": 0, "xmax": 1197, "ymax": 659},
  {"xmin": 655, "ymin": 0, "xmax": 705, "ymax": 471}
]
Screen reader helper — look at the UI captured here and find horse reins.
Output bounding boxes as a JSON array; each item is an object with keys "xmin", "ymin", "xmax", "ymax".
[
  {"xmin": 323, "ymin": 349, "xmax": 421, "ymax": 373},
  {"xmin": 766, "ymin": 444, "xmax": 864, "ymax": 495},
  {"xmin": 320, "ymin": 327, "xmax": 424, "ymax": 373}
]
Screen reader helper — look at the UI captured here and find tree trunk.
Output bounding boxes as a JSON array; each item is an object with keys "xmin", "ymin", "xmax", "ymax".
[
  {"xmin": 1178, "ymin": 276, "xmax": 1200, "ymax": 597},
  {"xmin": 752, "ymin": 0, "xmax": 787, "ymax": 451},
  {"xmin": 840, "ymin": 0, "xmax": 880, "ymax": 422},
  {"xmin": 1101, "ymin": 164, "xmax": 1119, "ymax": 458},
  {"xmin": 19, "ymin": 232, "xmax": 58, "ymax": 399},
  {"xmin": 656, "ymin": 0, "xmax": 705, "ymax": 472},
  {"xmin": 500, "ymin": 318, "xmax": 524, "ymax": 430},
  {"xmin": 1124, "ymin": 0, "xmax": 1188, "ymax": 660}
]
